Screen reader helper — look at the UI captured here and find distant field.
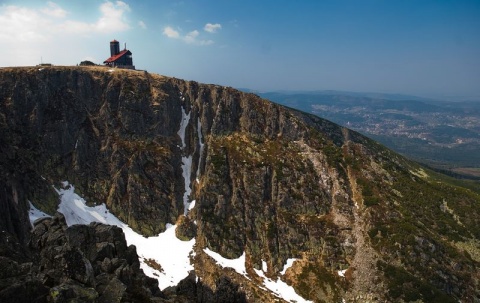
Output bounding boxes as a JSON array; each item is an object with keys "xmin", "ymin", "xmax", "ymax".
[{"xmin": 451, "ymin": 168, "xmax": 480, "ymax": 178}]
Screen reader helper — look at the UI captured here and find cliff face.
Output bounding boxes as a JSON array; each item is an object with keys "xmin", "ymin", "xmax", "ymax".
[{"xmin": 0, "ymin": 66, "xmax": 479, "ymax": 302}]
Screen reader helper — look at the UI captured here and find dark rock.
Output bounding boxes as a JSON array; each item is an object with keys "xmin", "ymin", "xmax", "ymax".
[
  {"xmin": 49, "ymin": 282, "xmax": 98, "ymax": 303},
  {"xmin": 0, "ymin": 279, "xmax": 49, "ymax": 303},
  {"xmin": 0, "ymin": 256, "xmax": 21, "ymax": 279},
  {"xmin": 213, "ymin": 276, "xmax": 247, "ymax": 303},
  {"xmin": 97, "ymin": 277, "xmax": 126, "ymax": 303},
  {"xmin": 175, "ymin": 215, "xmax": 197, "ymax": 241},
  {"xmin": 64, "ymin": 248, "xmax": 95, "ymax": 287}
]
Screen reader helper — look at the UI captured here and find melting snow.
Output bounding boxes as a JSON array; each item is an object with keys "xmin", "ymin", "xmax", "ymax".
[
  {"xmin": 196, "ymin": 118, "xmax": 204, "ymax": 182},
  {"xmin": 177, "ymin": 107, "xmax": 190, "ymax": 149},
  {"xmin": 280, "ymin": 258, "xmax": 298, "ymax": 275},
  {"xmin": 188, "ymin": 200, "xmax": 196, "ymax": 211},
  {"xmin": 54, "ymin": 182, "xmax": 195, "ymax": 290},
  {"xmin": 204, "ymin": 250, "xmax": 311, "ymax": 303},
  {"xmin": 181, "ymin": 155, "xmax": 193, "ymax": 215},
  {"xmin": 262, "ymin": 260, "xmax": 268, "ymax": 272},
  {"xmin": 203, "ymin": 248, "xmax": 248, "ymax": 276},
  {"xmin": 338, "ymin": 269, "xmax": 347, "ymax": 277},
  {"xmin": 254, "ymin": 262, "xmax": 313, "ymax": 303},
  {"xmin": 178, "ymin": 106, "xmax": 193, "ymax": 215},
  {"xmin": 28, "ymin": 202, "xmax": 51, "ymax": 224}
]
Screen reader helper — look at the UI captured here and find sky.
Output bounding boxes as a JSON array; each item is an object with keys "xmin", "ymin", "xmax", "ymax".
[{"xmin": 0, "ymin": 0, "xmax": 479, "ymax": 100}]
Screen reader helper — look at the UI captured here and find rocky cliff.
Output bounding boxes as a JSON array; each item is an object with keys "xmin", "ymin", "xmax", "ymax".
[{"xmin": 0, "ymin": 66, "xmax": 479, "ymax": 302}]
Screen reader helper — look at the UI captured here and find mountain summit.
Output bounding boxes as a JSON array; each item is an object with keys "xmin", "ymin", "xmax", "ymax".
[{"xmin": 0, "ymin": 66, "xmax": 479, "ymax": 302}]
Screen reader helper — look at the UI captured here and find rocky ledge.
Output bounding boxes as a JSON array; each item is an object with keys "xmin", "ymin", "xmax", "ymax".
[{"xmin": 0, "ymin": 213, "xmax": 162, "ymax": 302}]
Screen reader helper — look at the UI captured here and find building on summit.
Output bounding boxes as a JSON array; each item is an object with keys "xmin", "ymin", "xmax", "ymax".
[{"xmin": 104, "ymin": 40, "xmax": 135, "ymax": 69}]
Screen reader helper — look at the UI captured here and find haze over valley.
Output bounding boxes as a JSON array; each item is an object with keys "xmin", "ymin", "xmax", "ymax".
[{"xmin": 258, "ymin": 91, "xmax": 480, "ymax": 179}]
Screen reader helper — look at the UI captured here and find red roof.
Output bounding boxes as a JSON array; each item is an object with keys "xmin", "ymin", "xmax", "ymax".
[{"xmin": 104, "ymin": 49, "xmax": 129, "ymax": 63}]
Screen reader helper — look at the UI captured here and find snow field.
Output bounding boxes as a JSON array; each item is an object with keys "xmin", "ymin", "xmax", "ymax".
[{"xmin": 30, "ymin": 183, "xmax": 196, "ymax": 290}]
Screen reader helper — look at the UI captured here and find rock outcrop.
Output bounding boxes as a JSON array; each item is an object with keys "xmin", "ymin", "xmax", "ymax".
[
  {"xmin": 0, "ymin": 66, "xmax": 479, "ymax": 302},
  {"xmin": 0, "ymin": 212, "xmax": 163, "ymax": 302}
]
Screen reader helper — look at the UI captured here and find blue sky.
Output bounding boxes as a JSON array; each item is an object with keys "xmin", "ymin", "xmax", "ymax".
[{"xmin": 0, "ymin": 0, "xmax": 479, "ymax": 99}]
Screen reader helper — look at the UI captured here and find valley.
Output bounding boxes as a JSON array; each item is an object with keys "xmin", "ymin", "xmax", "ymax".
[{"xmin": 258, "ymin": 91, "xmax": 480, "ymax": 178}]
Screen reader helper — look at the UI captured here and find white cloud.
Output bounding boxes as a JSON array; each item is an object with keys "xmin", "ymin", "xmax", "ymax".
[
  {"xmin": 0, "ymin": 5, "xmax": 55, "ymax": 43},
  {"xmin": 0, "ymin": 1, "xmax": 131, "ymax": 41},
  {"xmin": 204, "ymin": 23, "xmax": 221, "ymax": 33},
  {"xmin": 41, "ymin": 1, "xmax": 67, "ymax": 18},
  {"xmin": 184, "ymin": 30, "xmax": 199, "ymax": 43},
  {"xmin": 0, "ymin": 1, "xmax": 133, "ymax": 66},
  {"xmin": 163, "ymin": 26, "xmax": 180, "ymax": 38},
  {"xmin": 95, "ymin": 1, "xmax": 131, "ymax": 33},
  {"xmin": 138, "ymin": 20, "xmax": 147, "ymax": 29},
  {"xmin": 198, "ymin": 39, "xmax": 214, "ymax": 46},
  {"xmin": 163, "ymin": 26, "xmax": 214, "ymax": 45}
]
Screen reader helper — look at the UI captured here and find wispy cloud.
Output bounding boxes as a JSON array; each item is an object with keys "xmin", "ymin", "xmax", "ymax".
[
  {"xmin": 92, "ymin": 1, "xmax": 131, "ymax": 33},
  {"xmin": 163, "ymin": 26, "xmax": 180, "ymax": 38},
  {"xmin": 204, "ymin": 23, "xmax": 221, "ymax": 33},
  {"xmin": 163, "ymin": 26, "xmax": 213, "ymax": 45},
  {"xmin": 41, "ymin": 1, "xmax": 67, "ymax": 18},
  {"xmin": 184, "ymin": 30, "xmax": 199, "ymax": 43},
  {"xmin": 138, "ymin": 20, "xmax": 147, "ymax": 29}
]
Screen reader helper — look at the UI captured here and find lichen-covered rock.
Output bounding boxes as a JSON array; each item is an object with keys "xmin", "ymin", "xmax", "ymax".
[{"xmin": 49, "ymin": 283, "xmax": 98, "ymax": 303}]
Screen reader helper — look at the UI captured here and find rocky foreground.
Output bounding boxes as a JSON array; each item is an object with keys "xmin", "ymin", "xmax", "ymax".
[{"xmin": 0, "ymin": 212, "xmax": 246, "ymax": 302}]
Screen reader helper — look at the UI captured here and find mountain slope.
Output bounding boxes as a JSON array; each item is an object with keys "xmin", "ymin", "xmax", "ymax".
[
  {"xmin": 257, "ymin": 91, "xmax": 480, "ymax": 174},
  {"xmin": 0, "ymin": 66, "xmax": 479, "ymax": 302}
]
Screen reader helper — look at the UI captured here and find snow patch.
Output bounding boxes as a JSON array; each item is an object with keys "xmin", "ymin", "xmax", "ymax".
[
  {"xmin": 262, "ymin": 260, "xmax": 268, "ymax": 273},
  {"xmin": 56, "ymin": 182, "xmax": 195, "ymax": 290},
  {"xmin": 178, "ymin": 106, "xmax": 193, "ymax": 215},
  {"xmin": 337, "ymin": 269, "xmax": 347, "ymax": 277},
  {"xmin": 203, "ymin": 248, "xmax": 248, "ymax": 277},
  {"xmin": 196, "ymin": 118, "xmax": 204, "ymax": 182},
  {"xmin": 280, "ymin": 258, "xmax": 298, "ymax": 275},
  {"xmin": 204, "ymin": 251, "xmax": 311, "ymax": 303},
  {"xmin": 188, "ymin": 200, "xmax": 196, "ymax": 211},
  {"xmin": 177, "ymin": 107, "xmax": 190, "ymax": 149},
  {"xmin": 28, "ymin": 201, "xmax": 51, "ymax": 224},
  {"xmin": 181, "ymin": 155, "xmax": 193, "ymax": 215},
  {"xmin": 254, "ymin": 267, "xmax": 313, "ymax": 303}
]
